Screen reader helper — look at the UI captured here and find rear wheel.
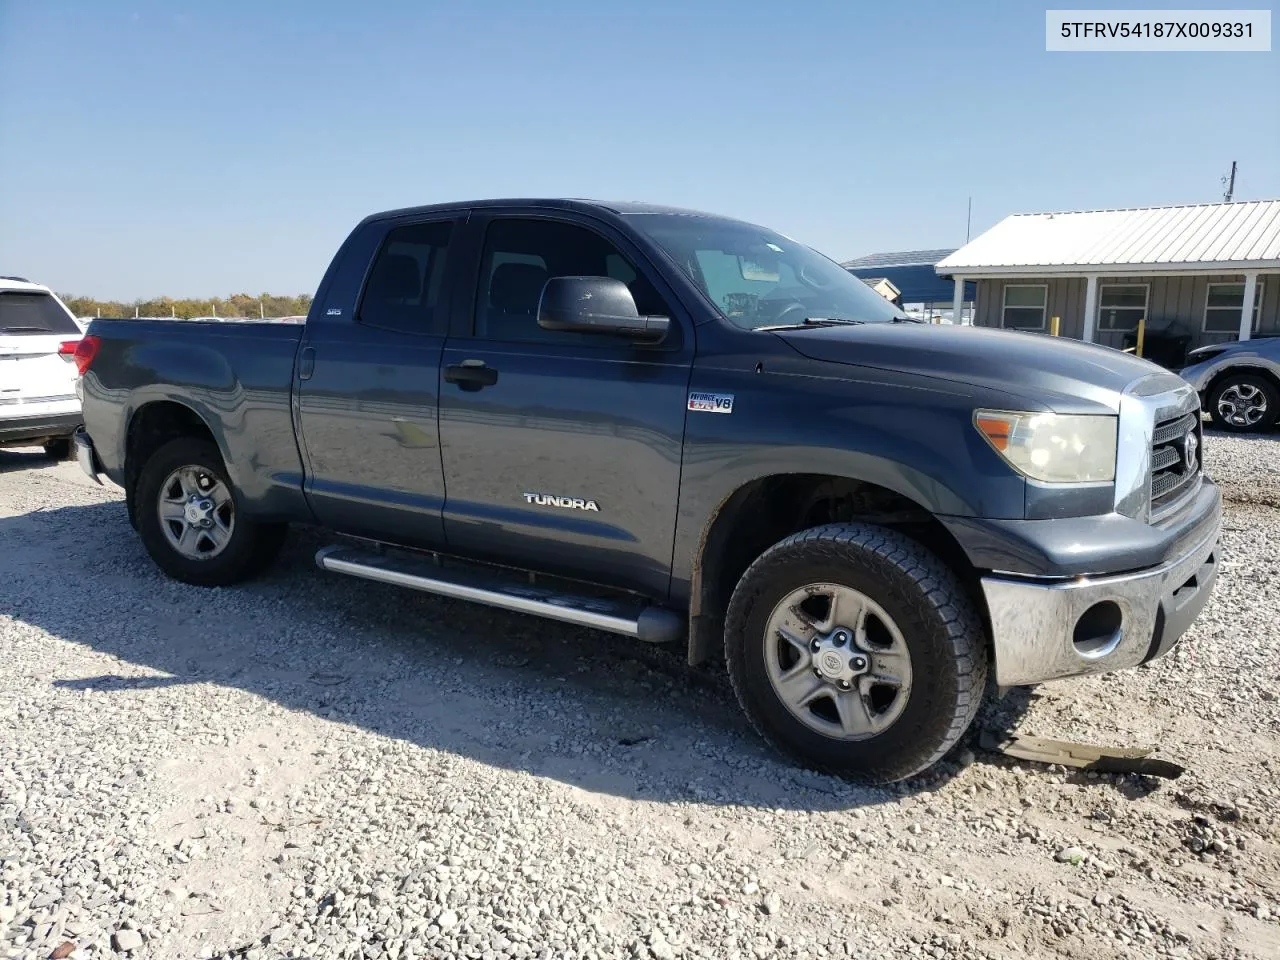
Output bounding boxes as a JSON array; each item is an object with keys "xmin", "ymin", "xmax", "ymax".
[
  {"xmin": 134, "ymin": 437, "xmax": 286, "ymax": 586},
  {"xmin": 725, "ymin": 523, "xmax": 987, "ymax": 783},
  {"xmin": 1207, "ymin": 372, "xmax": 1279, "ymax": 433}
]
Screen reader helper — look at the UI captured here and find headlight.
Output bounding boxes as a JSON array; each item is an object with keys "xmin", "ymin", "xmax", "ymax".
[{"xmin": 974, "ymin": 410, "xmax": 1117, "ymax": 483}]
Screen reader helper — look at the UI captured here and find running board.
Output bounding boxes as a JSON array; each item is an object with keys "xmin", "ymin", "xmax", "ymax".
[{"xmin": 315, "ymin": 545, "xmax": 683, "ymax": 644}]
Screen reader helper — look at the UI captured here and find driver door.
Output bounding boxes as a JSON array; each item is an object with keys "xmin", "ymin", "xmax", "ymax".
[{"xmin": 437, "ymin": 212, "xmax": 696, "ymax": 598}]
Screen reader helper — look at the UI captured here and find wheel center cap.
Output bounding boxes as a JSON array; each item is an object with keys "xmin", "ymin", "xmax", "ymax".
[
  {"xmin": 817, "ymin": 650, "xmax": 846, "ymax": 679},
  {"xmin": 812, "ymin": 631, "xmax": 870, "ymax": 683},
  {"xmin": 185, "ymin": 499, "xmax": 214, "ymax": 524}
]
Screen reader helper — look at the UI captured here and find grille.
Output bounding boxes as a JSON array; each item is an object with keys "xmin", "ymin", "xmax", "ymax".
[
  {"xmin": 1150, "ymin": 409, "xmax": 1201, "ymax": 516},
  {"xmin": 1152, "ymin": 412, "xmax": 1197, "ymax": 446}
]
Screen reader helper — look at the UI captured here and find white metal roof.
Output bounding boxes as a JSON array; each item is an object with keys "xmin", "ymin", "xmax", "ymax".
[{"xmin": 937, "ymin": 199, "xmax": 1280, "ymax": 276}]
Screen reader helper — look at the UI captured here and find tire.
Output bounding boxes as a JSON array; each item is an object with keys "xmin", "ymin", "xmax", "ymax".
[
  {"xmin": 1206, "ymin": 372, "xmax": 1280, "ymax": 433},
  {"xmin": 43, "ymin": 438, "xmax": 72, "ymax": 460},
  {"xmin": 724, "ymin": 523, "xmax": 988, "ymax": 784},
  {"xmin": 133, "ymin": 437, "xmax": 286, "ymax": 586}
]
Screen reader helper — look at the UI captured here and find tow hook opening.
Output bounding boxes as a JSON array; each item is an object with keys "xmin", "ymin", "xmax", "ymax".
[{"xmin": 1072, "ymin": 601, "xmax": 1123, "ymax": 659}]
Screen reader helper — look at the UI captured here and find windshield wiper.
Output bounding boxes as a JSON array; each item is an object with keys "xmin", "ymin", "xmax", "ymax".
[
  {"xmin": 757, "ymin": 317, "xmax": 865, "ymax": 331},
  {"xmin": 0, "ymin": 326, "xmax": 50, "ymax": 333}
]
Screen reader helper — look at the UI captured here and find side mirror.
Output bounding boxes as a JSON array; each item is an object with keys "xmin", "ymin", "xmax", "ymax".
[{"xmin": 537, "ymin": 276, "xmax": 669, "ymax": 342}]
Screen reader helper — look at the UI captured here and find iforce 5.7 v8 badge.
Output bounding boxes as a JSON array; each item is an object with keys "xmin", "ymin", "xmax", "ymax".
[{"xmin": 687, "ymin": 392, "xmax": 735, "ymax": 414}]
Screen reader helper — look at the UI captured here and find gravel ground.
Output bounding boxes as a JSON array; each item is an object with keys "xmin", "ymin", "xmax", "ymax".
[{"xmin": 2, "ymin": 430, "xmax": 1278, "ymax": 960}]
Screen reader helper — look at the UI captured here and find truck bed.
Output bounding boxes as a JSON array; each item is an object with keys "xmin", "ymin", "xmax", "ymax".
[{"xmin": 79, "ymin": 318, "xmax": 309, "ymax": 519}]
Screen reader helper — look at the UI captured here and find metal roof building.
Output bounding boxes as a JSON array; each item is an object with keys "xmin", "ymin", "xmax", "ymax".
[
  {"xmin": 934, "ymin": 200, "xmax": 1280, "ymax": 354},
  {"xmin": 858, "ymin": 276, "xmax": 901, "ymax": 302},
  {"xmin": 937, "ymin": 200, "xmax": 1280, "ymax": 274},
  {"xmin": 842, "ymin": 249, "xmax": 975, "ymax": 309}
]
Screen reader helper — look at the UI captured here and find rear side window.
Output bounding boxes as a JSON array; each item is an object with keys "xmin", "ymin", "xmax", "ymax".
[
  {"xmin": 0, "ymin": 292, "xmax": 80, "ymax": 335},
  {"xmin": 358, "ymin": 221, "xmax": 453, "ymax": 334}
]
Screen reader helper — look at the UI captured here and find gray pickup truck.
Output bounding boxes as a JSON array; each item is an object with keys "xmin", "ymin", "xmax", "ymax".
[{"xmin": 74, "ymin": 199, "xmax": 1222, "ymax": 782}]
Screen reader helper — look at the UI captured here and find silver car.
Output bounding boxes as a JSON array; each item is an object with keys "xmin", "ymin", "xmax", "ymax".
[{"xmin": 1179, "ymin": 337, "xmax": 1280, "ymax": 433}]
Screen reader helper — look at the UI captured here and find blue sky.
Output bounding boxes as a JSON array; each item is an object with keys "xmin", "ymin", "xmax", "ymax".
[{"xmin": 1, "ymin": 0, "xmax": 1277, "ymax": 300}]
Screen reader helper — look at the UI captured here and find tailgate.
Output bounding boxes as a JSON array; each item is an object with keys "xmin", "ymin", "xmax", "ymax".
[
  {"xmin": 0, "ymin": 334, "xmax": 78, "ymax": 403},
  {"xmin": 0, "ymin": 291, "xmax": 82, "ymax": 404}
]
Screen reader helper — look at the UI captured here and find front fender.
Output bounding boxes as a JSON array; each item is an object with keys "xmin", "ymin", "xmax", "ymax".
[{"xmin": 669, "ymin": 363, "xmax": 1029, "ymax": 609}]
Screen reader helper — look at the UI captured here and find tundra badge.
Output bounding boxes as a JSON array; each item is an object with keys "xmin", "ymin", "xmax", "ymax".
[{"xmin": 523, "ymin": 493, "xmax": 601, "ymax": 512}]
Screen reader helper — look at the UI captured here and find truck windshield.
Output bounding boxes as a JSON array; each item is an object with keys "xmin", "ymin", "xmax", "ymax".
[{"xmin": 627, "ymin": 213, "xmax": 906, "ymax": 330}]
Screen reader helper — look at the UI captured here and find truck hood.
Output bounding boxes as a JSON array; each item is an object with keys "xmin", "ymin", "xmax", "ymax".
[{"xmin": 774, "ymin": 322, "xmax": 1169, "ymax": 413}]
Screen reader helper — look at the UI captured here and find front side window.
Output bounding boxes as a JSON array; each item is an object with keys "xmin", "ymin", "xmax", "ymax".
[
  {"xmin": 0, "ymin": 292, "xmax": 80, "ymax": 335},
  {"xmin": 1001, "ymin": 285, "xmax": 1047, "ymax": 330},
  {"xmin": 1204, "ymin": 281, "xmax": 1264, "ymax": 333},
  {"xmin": 1097, "ymin": 284, "xmax": 1147, "ymax": 332},
  {"xmin": 626, "ymin": 213, "xmax": 903, "ymax": 330},
  {"xmin": 358, "ymin": 221, "xmax": 453, "ymax": 334},
  {"xmin": 475, "ymin": 218, "xmax": 669, "ymax": 344}
]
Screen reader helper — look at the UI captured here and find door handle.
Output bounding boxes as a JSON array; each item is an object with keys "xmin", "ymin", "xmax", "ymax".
[
  {"xmin": 444, "ymin": 359, "xmax": 498, "ymax": 391},
  {"xmin": 298, "ymin": 346, "xmax": 316, "ymax": 381}
]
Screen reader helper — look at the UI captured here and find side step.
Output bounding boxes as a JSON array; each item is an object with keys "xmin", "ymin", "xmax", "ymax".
[{"xmin": 315, "ymin": 545, "xmax": 684, "ymax": 644}]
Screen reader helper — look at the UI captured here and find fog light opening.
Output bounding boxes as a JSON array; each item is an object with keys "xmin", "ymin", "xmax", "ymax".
[{"xmin": 1072, "ymin": 601, "xmax": 1123, "ymax": 659}]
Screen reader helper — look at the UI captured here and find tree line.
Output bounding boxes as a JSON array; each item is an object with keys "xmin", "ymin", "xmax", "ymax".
[{"xmin": 60, "ymin": 292, "xmax": 314, "ymax": 320}]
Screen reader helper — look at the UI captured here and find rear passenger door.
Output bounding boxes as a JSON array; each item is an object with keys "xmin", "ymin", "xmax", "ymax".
[
  {"xmin": 295, "ymin": 217, "xmax": 459, "ymax": 548},
  {"xmin": 437, "ymin": 212, "xmax": 695, "ymax": 599}
]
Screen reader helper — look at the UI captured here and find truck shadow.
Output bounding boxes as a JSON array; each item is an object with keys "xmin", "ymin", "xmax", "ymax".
[
  {"xmin": 2, "ymin": 498, "xmax": 1029, "ymax": 813},
  {"xmin": 0, "ymin": 448, "xmax": 62, "ymax": 475}
]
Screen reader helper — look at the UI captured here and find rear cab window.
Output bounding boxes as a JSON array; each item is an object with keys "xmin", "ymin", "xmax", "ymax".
[
  {"xmin": 0, "ymin": 292, "xmax": 80, "ymax": 335},
  {"xmin": 357, "ymin": 221, "xmax": 454, "ymax": 335}
]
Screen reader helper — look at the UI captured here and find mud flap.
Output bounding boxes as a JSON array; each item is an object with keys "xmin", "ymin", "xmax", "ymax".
[{"xmin": 979, "ymin": 730, "xmax": 1185, "ymax": 779}]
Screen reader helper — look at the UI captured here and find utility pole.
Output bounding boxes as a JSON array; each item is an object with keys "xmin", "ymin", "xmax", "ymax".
[{"xmin": 1222, "ymin": 161, "xmax": 1237, "ymax": 202}]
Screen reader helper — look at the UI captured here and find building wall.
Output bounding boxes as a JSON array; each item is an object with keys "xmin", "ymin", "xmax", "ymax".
[{"xmin": 973, "ymin": 273, "xmax": 1280, "ymax": 353}]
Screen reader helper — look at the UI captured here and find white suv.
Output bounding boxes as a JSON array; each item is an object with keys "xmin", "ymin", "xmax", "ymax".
[{"xmin": 0, "ymin": 276, "xmax": 86, "ymax": 458}]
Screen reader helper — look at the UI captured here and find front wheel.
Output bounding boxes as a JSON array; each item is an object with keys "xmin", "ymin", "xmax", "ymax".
[
  {"xmin": 134, "ymin": 437, "xmax": 286, "ymax": 586},
  {"xmin": 725, "ymin": 523, "xmax": 988, "ymax": 783},
  {"xmin": 1207, "ymin": 373, "xmax": 1279, "ymax": 433}
]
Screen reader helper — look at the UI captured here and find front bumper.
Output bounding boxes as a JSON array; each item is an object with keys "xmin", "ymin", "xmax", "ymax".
[{"xmin": 981, "ymin": 494, "xmax": 1221, "ymax": 687}]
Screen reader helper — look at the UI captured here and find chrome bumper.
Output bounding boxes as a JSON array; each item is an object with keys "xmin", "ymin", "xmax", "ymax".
[
  {"xmin": 981, "ymin": 512, "xmax": 1221, "ymax": 687},
  {"xmin": 74, "ymin": 428, "xmax": 102, "ymax": 485}
]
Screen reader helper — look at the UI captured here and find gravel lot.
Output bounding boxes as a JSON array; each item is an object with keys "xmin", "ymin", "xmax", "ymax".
[{"xmin": 2, "ymin": 431, "xmax": 1278, "ymax": 960}]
